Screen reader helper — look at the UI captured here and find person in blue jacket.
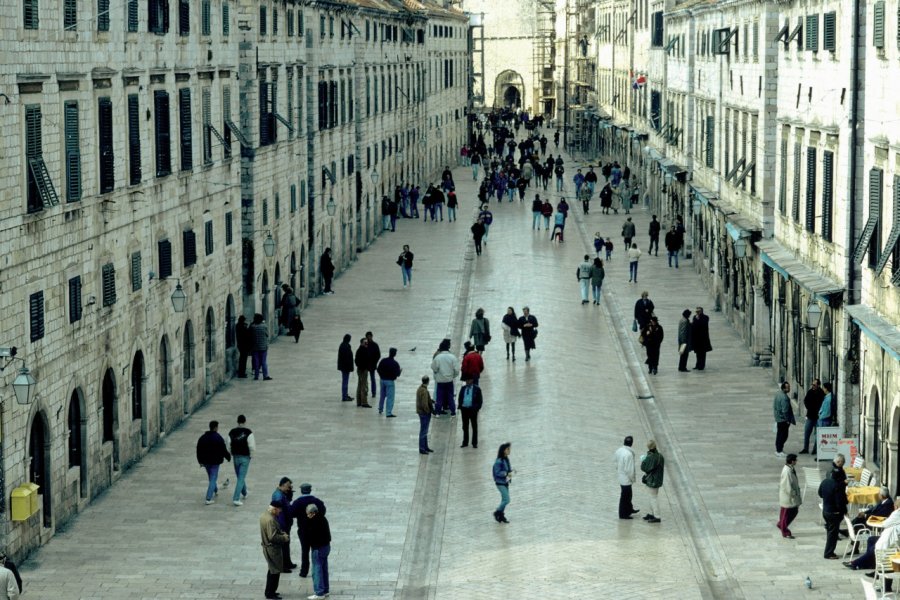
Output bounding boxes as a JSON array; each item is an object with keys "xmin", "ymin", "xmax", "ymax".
[{"xmin": 493, "ymin": 442, "xmax": 514, "ymax": 523}]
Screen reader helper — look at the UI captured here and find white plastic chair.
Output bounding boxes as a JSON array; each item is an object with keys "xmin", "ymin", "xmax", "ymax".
[
  {"xmin": 862, "ymin": 469, "xmax": 874, "ymax": 486},
  {"xmin": 844, "ymin": 515, "xmax": 871, "ymax": 559},
  {"xmin": 862, "ymin": 576, "xmax": 880, "ymax": 600},
  {"xmin": 854, "ymin": 456, "xmax": 866, "ymax": 468},
  {"xmin": 874, "ymin": 548, "xmax": 900, "ymax": 599},
  {"xmin": 803, "ymin": 466, "xmax": 823, "ymax": 524}
]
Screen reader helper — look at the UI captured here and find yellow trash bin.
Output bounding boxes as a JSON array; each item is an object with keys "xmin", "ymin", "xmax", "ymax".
[{"xmin": 11, "ymin": 483, "xmax": 39, "ymax": 522}]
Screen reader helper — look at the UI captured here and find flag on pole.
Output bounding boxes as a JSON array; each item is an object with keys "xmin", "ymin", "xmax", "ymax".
[{"xmin": 632, "ymin": 73, "xmax": 647, "ymax": 90}]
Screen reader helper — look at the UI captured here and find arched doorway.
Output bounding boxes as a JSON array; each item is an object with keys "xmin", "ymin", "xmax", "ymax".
[
  {"xmin": 132, "ymin": 351, "xmax": 147, "ymax": 448},
  {"xmin": 205, "ymin": 307, "xmax": 216, "ymax": 363},
  {"xmin": 225, "ymin": 295, "xmax": 236, "ymax": 375},
  {"xmin": 68, "ymin": 389, "xmax": 88, "ymax": 499},
  {"xmin": 290, "ymin": 252, "xmax": 297, "ymax": 292},
  {"xmin": 159, "ymin": 335, "xmax": 171, "ymax": 433},
  {"xmin": 261, "ymin": 270, "xmax": 270, "ymax": 329},
  {"xmin": 494, "ymin": 70, "xmax": 525, "ymax": 109},
  {"xmin": 183, "ymin": 320, "xmax": 195, "ymax": 414},
  {"xmin": 28, "ymin": 412, "xmax": 52, "ymax": 527},
  {"xmin": 101, "ymin": 368, "xmax": 119, "ymax": 471}
]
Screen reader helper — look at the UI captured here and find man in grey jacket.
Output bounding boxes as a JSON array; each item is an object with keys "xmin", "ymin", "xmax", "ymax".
[{"xmin": 773, "ymin": 381, "xmax": 795, "ymax": 458}]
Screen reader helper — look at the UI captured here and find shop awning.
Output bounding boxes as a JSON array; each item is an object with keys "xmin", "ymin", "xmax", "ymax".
[
  {"xmin": 664, "ymin": 162, "xmax": 688, "ymax": 177},
  {"xmin": 846, "ymin": 304, "xmax": 900, "ymax": 362},
  {"xmin": 690, "ymin": 184, "xmax": 717, "ymax": 206},
  {"xmin": 726, "ymin": 222, "xmax": 750, "ymax": 241},
  {"xmin": 755, "ymin": 239, "xmax": 844, "ymax": 301}
]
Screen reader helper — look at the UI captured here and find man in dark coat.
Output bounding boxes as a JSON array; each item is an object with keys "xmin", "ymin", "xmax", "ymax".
[
  {"xmin": 633, "ymin": 291, "xmax": 655, "ymax": 331},
  {"xmin": 677, "ymin": 309, "xmax": 692, "ymax": 372},
  {"xmin": 305, "ymin": 504, "xmax": 332, "ymax": 599},
  {"xmin": 291, "ymin": 483, "xmax": 327, "ymax": 579},
  {"xmin": 337, "ymin": 334, "xmax": 354, "ymax": 402},
  {"xmin": 648, "ymin": 215, "xmax": 661, "ymax": 256},
  {"xmin": 320, "ymin": 248, "xmax": 335, "ymax": 294},
  {"xmin": 691, "ymin": 307, "xmax": 712, "ymax": 370},
  {"xmin": 818, "ymin": 468, "xmax": 848, "ymax": 560},
  {"xmin": 365, "ymin": 331, "xmax": 381, "ymax": 400},
  {"xmin": 355, "ymin": 338, "xmax": 372, "ymax": 407},
  {"xmin": 236, "ymin": 315, "xmax": 252, "ymax": 378},
  {"xmin": 196, "ymin": 421, "xmax": 231, "ymax": 504},
  {"xmin": 800, "ymin": 379, "xmax": 825, "ymax": 455},
  {"xmin": 457, "ymin": 378, "xmax": 484, "ymax": 448}
]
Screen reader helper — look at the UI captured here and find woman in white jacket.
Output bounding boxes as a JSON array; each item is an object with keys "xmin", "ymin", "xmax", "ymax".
[{"xmin": 777, "ymin": 453, "xmax": 802, "ymax": 538}]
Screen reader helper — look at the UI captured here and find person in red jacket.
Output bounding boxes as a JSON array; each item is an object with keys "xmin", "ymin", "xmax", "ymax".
[{"xmin": 460, "ymin": 341, "xmax": 485, "ymax": 385}]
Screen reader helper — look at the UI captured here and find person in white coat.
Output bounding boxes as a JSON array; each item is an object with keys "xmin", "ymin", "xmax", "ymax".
[
  {"xmin": 777, "ymin": 453, "xmax": 802, "ymax": 538},
  {"xmin": 430, "ymin": 339, "xmax": 459, "ymax": 416},
  {"xmin": 0, "ymin": 563, "xmax": 19, "ymax": 600},
  {"xmin": 614, "ymin": 436, "xmax": 639, "ymax": 519}
]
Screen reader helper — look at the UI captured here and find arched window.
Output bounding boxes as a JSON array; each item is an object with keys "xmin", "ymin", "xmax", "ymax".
[
  {"xmin": 131, "ymin": 351, "xmax": 145, "ymax": 421},
  {"xmin": 183, "ymin": 320, "xmax": 196, "ymax": 380},
  {"xmin": 68, "ymin": 391, "xmax": 82, "ymax": 468}
]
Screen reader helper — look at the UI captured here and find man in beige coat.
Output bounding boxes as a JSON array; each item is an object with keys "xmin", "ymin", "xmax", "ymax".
[
  {"xmin": 261, "ymin": 500, "xmax": 291, "ymax": 599},
  {"xmin": 777, "ymin": 453, "xmax": 802, "ymax": 539}
]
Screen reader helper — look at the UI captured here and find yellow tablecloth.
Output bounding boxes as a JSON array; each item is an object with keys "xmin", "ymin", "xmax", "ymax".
[
  {"xmin": 845, "ymin": 467, "xmax": 863, "ymax": 481},
  {"xmin": 847, "ymin": 486, "xmax": 882, "ymax": 506}
]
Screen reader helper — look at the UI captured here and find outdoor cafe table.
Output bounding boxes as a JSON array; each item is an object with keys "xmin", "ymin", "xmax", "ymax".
[{"xmin": 848, "ymin": 486, "xmax": 882, "ymax": 509}]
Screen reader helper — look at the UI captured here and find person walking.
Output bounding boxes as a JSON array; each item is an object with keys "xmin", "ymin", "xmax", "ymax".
[
  {"xmin": 416, "ymin": 376, "xmax": 435, "ymax": 454},
  {"xmin": 458, "ymin": 378, "xmax": 484, "ymax": 448},
  {"xmin": 818, "ymin": 468, "xmax": 848, "ymax": 559},
  {"xmin": 337, "ymin": 334, "xmax": 354, "ymax": 402},
  {"xmin": 540, "ymin": 197, "xmax": 553, "ymax": 230},
  {"xmin": 376, "ymin": 348, "xmax": 402, "ymax": 417},
  {"xmin": 228, "ymin": 415, "xmax": 256, "ymax": 506},
  {"xmin": 554, "ymin": 161, "xmax": 565, "ymax": 191},
  {"xmin": 271, "ymin": 478, "xmax": 296, "ymax": 572},
  {"xmin": 410, "ymin": 185, "xmax": 421, "ymax": 218},
  {"xmin": 290, "ymin": 483, "xmax": 327, "ymax": 580},
  {"xmin": 577, "ymin": 254, "xmax": 593, "ymax": 305},
  {"xmin": 261, "ymin": 500, "xmax": 291, "ymax": 600},
  {"xmin": 800, "ymin": 379, "xmax": 825, "ymax": 455},
  {"xmin": 641, "ymin": 316, "xmax": 664, "ymax": 375},
  {"xmin": 691, "ymin": 307, "xmax": 712, "ymax": 370},
  {"xmin": 604, "ymin": 237, "xmax": 614, "ymax": 261},
  {"xmin": 633, "ymin": 291, "xmax": 655, "ymax": 332},
  {"xmin": 471, "ymin": 218, "xmax": 486, "ymax": 256},
  {"xmin": 381, "ymin": 195, "xmax": 393, "ymax": 231},
  {"xmin": 431, "ymin": 339, "xmax": 459, "ymax": 417},
  {"xmin": 501, "ymin": 307, "xmax": 520, "ymax": 361},
  {"xmin": 0, "ymin": 557, "xmax": 19, "ymax": 600},
  {"xmin": 648, "ymin": 215, "xmax": 661, "ymax": 256},
  {"xmin": 493, "ymin": 442, "xmax": 514, "ymax": 523},
  {"xmin": 614, "ymin": 436, "xmax": 640, "ymax": 519},
  {"xmin": 250, "ymin": 313, "xmax": 272, "ymax": 380},
  {"xmin": 665, "ymin": 226, "xmax": 680, "ymax": 268},
  {"xmin": 517, "ymin": 307, "xmax": 539, "ymax": 361},
  {"xmin": 468, "ymin": 308, "xmax": 491, "ymax": 353},
  {"xmin": 621, "ymin": 217, "xmax": 636, "ymax": 250},
  {"xmin": 585, "ymin": 166, "xmax": 598, "ymax": 196},
  {"xmin": 593, "ymin": 233, "xmax": 604, "ymax": 258},
  {"xmin": 773, "ymin": 381, "xmax": 795, "ymax": 457},
  {"xmin": 397, "ymin": 245, "xmax": 414, "ymax": 288},
  {"xmin": 447, "ymin": 189, "xmax": 458, "ymax": 222},
  {"xmin": 531, "ymin": 196, "xmax": 543, "ymax": 230},
  {"xmin": 590, "ymin": 258, "xmax": 605, "ymax": 305},
  {"xmin": 196, "ymin": 420, "xmax": 231, "ymax": 505},
  {"xmin": 627, "ymin": 243, "xmax": 641, "ymax": 283},
  {"xmin": 640, "ymin": 440, "xmax": 665, "ymax": 523},
  {"xmin": 354, "ymin": 337, "xmax": 372, "ymax": 408},
  {"xmin": 236, "ymin": 315, "xmax": 252, "ymax": 378},
  {"xmin": 304, "ymin": 504, "xmax": 331, "ymax": 600},
  {"xmin": 365, "ymin": 331, "xmax": 381, "ymax": 402},
  {"xmin": 573, "ymin": 169, "xmax": 585, "ymax": 197},
  {"xmin": 280, "ymin": 284, "xmax": 301, "ymax": 340},
  {"xmin": 599, "ymin": 182, "xmax": 613, "ymax": 214},
  {"xmin": 320, "ymin": 248, "xmax": 335, "ymax": 294},
  {"xmin": 471, "ymin": 151, "xmax": 481, "ymax": 180},
  {"xmin": 478, "ymin": 205, "xmax": 493, "ymax": 242},
  {"xmin": 777, "ymin": 453, "xmax": 802, "ymax": 539},
  {"xmin": 461, "ymin": 341, "xmax": 485, "ymax": 384},
  {"xmin": 677, "ymin": 309, "xmax": 692, "ymax": 372},
  {"xmin": 550, "ymin": 209, "xmax": 566, "ymax": 242}
]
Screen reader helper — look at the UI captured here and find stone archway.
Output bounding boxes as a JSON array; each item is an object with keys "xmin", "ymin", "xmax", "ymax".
[
  {"xmin": 494, "ymin": 70, "xmax": 525, "ymax": 109},
  {"xmin": 28, "ymin": 411, "xmax": 52, "ymax": 527},
  {"xmin": 67, "ymin": 388, "xmax": 89, "ymax": 499}
]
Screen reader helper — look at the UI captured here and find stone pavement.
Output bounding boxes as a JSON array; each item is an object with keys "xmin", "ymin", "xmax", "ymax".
[{"xmin": 20, "ymin": 146, "xmax": 860, "ymax": 599}]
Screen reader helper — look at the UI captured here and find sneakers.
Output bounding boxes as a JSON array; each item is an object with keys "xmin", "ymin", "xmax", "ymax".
[
  {"xmin": 308, "ymin": 595, "xmax": 328, "ymax": 599},
  {"xmin": 775, "ymin": 451, "xmax": 786, "ymax": 458},
  {"xmin": 205, "ymin": 499, "xmax": 215, "ymax": 505},
  {"xmin": 233, "ymin": 500, "xmax": 243, "ymax": 506}
]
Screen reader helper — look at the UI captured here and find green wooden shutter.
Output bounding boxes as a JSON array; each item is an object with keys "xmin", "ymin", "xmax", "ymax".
[
  {"xmin": 222, "ymin": 1, "xmax": 229, "ymax": 36},
  {"xmin": 98, "ymin": 0, "xmax": 110, "ymax": 31},
  {"xmin": 68, "ymin": 276, "xmax": 82, "ymax": 323},
  {"xmin": 131, "ymin": 251, "xmax": 142, "ymax": 291},
  {"xmin": 805, "ymin": 147, "xmax": 817, "ymax": 232},
  {"xmin": 128, "ymin": 94, "xmax": 142, "ymax": 185},
  {"xmin": 805, "ymin": 14, "xmax": 818, "ymax": 52},
  {"xmin": 23, "ymin": 0, "xmax": 39, "ymax": 29},
  {"xmin": 127, "ymin": 0, "xmax": 138, "ymax": 32},
  {"xmin": 155, "ymin": 91, "xmax": 171, "ymax": 176},
  {"xmin": 205, "ymin": 220, "xmax": 214, "ymax": 255},
  {"xmin": 65, "ymin": 0, "xmax": 78, "ymax": 30},
  {"xmin": 821, "ymin": 151, "xmax": 834, "ymax": 241},
  {"xmin": 874, "ymin": 1, "xmax": 885, "ymax": 48},
  {"xmin": 201, "ymin": 87, "xmax": 212, "ymax": 164},
  {"xmin": 222, "ymin": 86, "xmax": 232, "ymax": 159},
  {"xmin": 823, "ymin": 12, "xmax": 836, "ymax": 52},
  {"xmin": 158, "ymin": 239, "xmax": 173, "ymax": 278},
  {"xmin": 225, "ymin": 212, "xmax": 233, "ymax": 246},
  {"xmin": 179, "ymin": 88, "xmax": 193, "ymax": 171},
  {"xmin": 102, "ymin": 263, "xmax": 117, "ymax": 306},
  {"xmin": 64, "ymin": 101, "xmax": 82, "ymax": 202},
  {"xmin": 201, "ymin": 0, "xmax": 210, "ymax": 35},
  {"xmin": 179, "ymin": 0, "xmax": 189, "ymax": 35},
  {"xmin": 183, "ymin": 230, "xmax": 197, "ymax": 267},
  {"xmin": 98, "ymin": 97, "xmax": 115, "ymax": 194},
  {"xmin": 260, "ymin": 80, "xmax": 270, "ymax": 145},
  {"xmin": 705, "ymin": 115, "xmax": 714, "ymax": 169},
  {"xmin": 791, "ymin": 143, "xmax": 801, "ymax": 221},
  {"xmin": 874, "ymin": 176, "xmax": 900, "ymax": 274},
  {"xmin": 29, "ymin": 291, "xmax": 45, "ymax": 341}
]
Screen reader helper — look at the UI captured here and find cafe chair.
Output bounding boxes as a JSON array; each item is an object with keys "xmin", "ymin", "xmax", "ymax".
[
  {"xmin": 854, "ymin": 456, "xmax": 866, "ymax": 469},
  {"xmin": 874, "ymin": 548, "xmax": 900, "ymax": 599},
  {"xmin": 862, "ymin": 577, "xmax": 881, "ymax": 600},
  {"xmin": 802, "ymin": 466, "xmax": 823, "ymax": 524},
  {"xmin": 843, "ymin": 515, "xmax": 870, "ymax": 559},
  {"xmin": 862, "ymin": 469, "xmax": 874, "ymax": 486}
]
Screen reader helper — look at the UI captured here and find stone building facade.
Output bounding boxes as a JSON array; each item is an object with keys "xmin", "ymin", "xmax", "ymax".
[{"xmin": 0, "ymin": 0, "xmax": 466, "ymax": 558}]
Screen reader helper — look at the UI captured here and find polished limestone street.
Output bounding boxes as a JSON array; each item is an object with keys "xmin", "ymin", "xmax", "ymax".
[{"xmin": 21, "ymin": 153, "xmax": 857, "ymax": 599}]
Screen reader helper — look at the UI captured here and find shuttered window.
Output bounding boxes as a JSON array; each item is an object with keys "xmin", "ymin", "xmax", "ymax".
[
  {"xmin": 290, "ymin": 184, "xmax": 297, "ymax": 213},
  {"xmin": 705, "ymin": 115, "xmax": 714, "ymax": 169},
  {"xmin": 158, "ymin": 239, "xmax": 173, "ymax": 278},
  {"xmin": 23, "ymin": 0, "xmax": 38, "ymax": 29},
  {"xmin": 821, "ymin": 151, "xmax": 834, "ymax": 241},
  {"xmin": 287, "ymin": 9, "xmax": 294, "ymax": 36},
  {"xmin": 225, "ymin": 212, "xmax": 233, "ymax": 246},
  {"xmin": 318, "ymin": 80, "xmax": 327, "ymax": 130},
  {"xmin": 149, "ymin": 0, "xmax": 169, "ymax": 34},
  {"xmin": 222, "ymin": 0, "xmax": 229, "ymax": 36},
  {"xmin": 649, "ymin": 91, "xmax": 661, "ymax": 130},
  {"xmin": 25, "ymin": 104, "xmax": 44, "ymax": 212},
  {"xmin": 201, "ymin": 0, "xmax": 211, "ymax": 35},
  {"xmin": 874, "ymin": 1, "xmax": 885, "ymax": 49},
  {"xmin": 875, "ymin": 175, "xmax": 900, "ymax": 275},
  {"xmin": 65, "ymin": 0, "xmax": 77, "ymax": 30},
  {"xmin": 823, "ymin": 12, "xmax": 836, "ymax": 52},
  {"xmin": 98, "ymin": 0, "xmax": 110, "ymax": 31},
  {"xmin": 791, "ymin": 143, "xmax": 801, "ymax": 222},
  {"xmin": 183, "ymin": 230, "xmax": 197, "ymax": 267},
  {"xmin": 201, "ymin": 88, "xmax": 212, "ymax": 164},
  {"xmin": 179, "ymin": 0, "xmax": 189, "ymax": 35},
  {"xmin": 805, "ymin": 14, "xmax": 818, "ymax": 52},
  {"xmin": 131, "ymin": 251, "xmax": 142, "ymax": 291},
  {"xmin": 127, "ymin": 0, "xmax": 138, "ymax": 32},
  {"xmin": 101, "ymin": 263, "xmax": 117, "ymax": 306},
  {"xmin": 155, "ymin": 91, "xmax": 172, "ymax": 176},
  {"xmin": 205, "ymin": 220, "xmax": 214, "ymax": 255},
  {"xmin": 273, "ymin": 7, "xmax": 278, "ymax": 35},
  {"xmin": 179, "ymin": 88, "xmax": 193, "ymax": 171},
  {"xmin": 805, "ymin": 147, "xmax": 817, "ymax": 232},
  {"xmin": 853, "ymin": 168, "xmax": 883, "ymax": 265},
  {"xmin": 128, "ymin": 94, "xmax": 142, "ymax": 185},
  {"xmin": 260, "ymin": 5, "xmax": 267, "ymax": 35},
  {"xmin": 29, "ymin": 292, "xmax": 45, "ymax": 342},
  {"xmin": 98, "ymin": 97, "xmax": 115, "ymax": 194},
  {"xmin": 68, "ymin": 276, "xmax": 82, "ymax": 323},
  {"xmin": 64, "ymin": 101, "xmax": 82, "ymax": 202},
  {"xmin": 222, "ymin": 86, "xmax": 232, "ymax": 159}
]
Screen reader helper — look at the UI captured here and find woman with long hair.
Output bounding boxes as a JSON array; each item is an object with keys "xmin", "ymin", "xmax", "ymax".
[
  {"xmin": 493, "ymin": 443, "xmax": 514, "ymax": 523},
  {"xmin": 501, "ymin": 307, "xmax": 520, "ymax": 361}
]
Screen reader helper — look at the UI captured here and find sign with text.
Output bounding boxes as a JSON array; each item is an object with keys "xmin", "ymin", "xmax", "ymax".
[
  {"xmin": 817, "ymin": 427, "xmax": 841, "ymax": 461},
  {"xmin": 836, "ymin": 438, "xmax": 859, "ymax": 467}
]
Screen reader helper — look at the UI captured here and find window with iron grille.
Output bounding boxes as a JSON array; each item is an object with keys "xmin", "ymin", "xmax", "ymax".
[
  {"xmin": 101, "ymin": 263, "xmax": 117, "ymax": 306},
  {"xmin": 183, "ymin": 230, "xmax": 197, "ymax": 267},
  {"xmin": 158, "ymin": 239, "xmax": 173, "ymax": 278},
  {"xmin": 154, "ymin": 91, "xmax": 172, "ymax": 176},
  {"xmin": 68, "ymin": 276, "xmax": 82, "ymax": 323},
  {"xmin": 205, "ymin": 220, "xmax": 214, "ymax": 255},
  {"xmin": 98, "ymin": 0, "xmax": 110, "ymax": 31},
  {"xmin": 29, "ymin": 291, "xmax": 45, "ymax": 341},
  {"xmin": 131, "ymin": 251, "xmax": 142, "ymax": 291},
  {"xmin": 179, "ymin": 88, "xmax": 193, "ymax": 171},
  {"xmin": 64, "ymin": 101, "xmax": 82, "ymax": 202},
  {"xmin": 225, "ymin": 212, "xmax": 233, "ymax": 245},
  {"xmin": 24, "ymin": 0, "xmax": 38, "ymax": 29}
]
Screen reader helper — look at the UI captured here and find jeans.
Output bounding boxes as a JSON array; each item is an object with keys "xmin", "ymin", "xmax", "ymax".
[
  {"xmin": 508, "ymin": 187, "xmax": 515, "ymax": 201},
  {"xmin": 496, "ymin": 484, "xmax": 510, "ymax": 513},
  {"xmin": 410, "ymin": 202, "xmax": 419, "ymax": 218},
  {"xmin": 473, "ymin": 164, "xmax": 480, "ymax": 179},
  {"xmin": 379, "ymin": 379, "xmax": 395, "ymax": 415},
  {"xmin": 775, "ymin": 421, "xmax": 790, "ymax": 452},
  {"xmin": 460, "ymin": 407, "xmax": 478, "ymax": 446},
  {"xmin": 448, "ymin": 206, "xmax": 457, "ymax": 221},
  {"xmin": 532, "ymin": 212, "xmax": 541, "ymax": 229},
  {"xmin": 204, "ymin": 464, "xmax": 220, "ymax": 501},
  {"xmin": 618, "ymin": 484, "xmax": 635, "ymax": 518},
  {"xmin": 401, "ymin": 266, "xmax": 413, "ymax": 286},
  {"xmin": 579, "ymin": 279, "xmax": 590, "ymax": 302},
  {"xmin": 369, "ymin": 369, "xmax": 377, "ymax": 398},
  {"xmin": 390, "ymin": 214, "xmax": 397, "ymax": 231},
  {"xmin": 802, "ymin": 418, "xmax": 817, "ymax": 453},
  {"xmin": 556, "ymin": 177, "xmax": 564, "ymax": 191},
  {"xmin": 419, "ymin": 413, "xmax": 431, "ymax": 452},
  {"xmin": 232, "ymin": 455, "xmax": 250, "ymax": 502},
  {"xmin": 341, "ymin": 371, "xmax": 350, "ymax": 399},
  {"xmin": 777, "ymin": 506, "xmax": 798, "ymax": 537},
  {"xmin": 382, "ymin": 215, "xmax": 391, "ymax": 230},
  {"xmin": 434, "ymin": 203, "xmax": 443, "ymax": 220},
  {"xmin": 587, "ymin": 181, "xmax": 596, "ymax": 195},
  {"xmin": 435, "ymin": 381, "xmax": 455, "ymax": 415},
  {"xmin": 668, "ymin": 250, "xmax": 679, "ymax": 268},
  {"xmin": 592, "ymin": 284, "xmax": 603, "ymax": 303},
  {"xmin": 629, "ymin": 261, "xmax": 639, "ymax": 281},
  {"xmin": 311, "ymin": 545, "xmax": 330, "ymax": 596},
  {"xmin": 483, "ymin": 223, "xmax": 490, "ymax": 241},
  {"xmin": 543, "ymin": 215, "xmax": 550, "ymax": 229},
  {"xmin": 575, "ymin": 183, "xmax": 582, "ymax": 197},
  {"xmin": 252, "ymin": 351, "xmax": 269, "ymax": 378}
]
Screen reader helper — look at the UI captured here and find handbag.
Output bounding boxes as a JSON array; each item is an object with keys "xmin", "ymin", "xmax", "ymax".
[{"xmin": 632, "ymin": 319, "xmax": 638, "ymax": 332}]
